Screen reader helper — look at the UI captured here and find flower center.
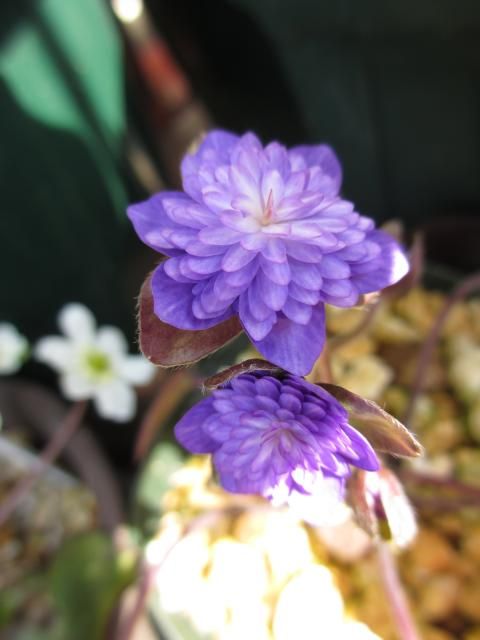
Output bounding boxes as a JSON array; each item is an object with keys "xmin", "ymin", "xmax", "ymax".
[
  {"xmin": 82, "ymin": 349, "xmax": 113, "ymax": 380},
  {"xmin": 260, "ymin": 189, "xmax": 275, "ymax": 226}
]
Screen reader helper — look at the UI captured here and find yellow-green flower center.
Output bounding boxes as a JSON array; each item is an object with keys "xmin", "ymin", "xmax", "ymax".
[{"xmin": 83, "ymin": 350, "xmax": 112, "ymax": 380}]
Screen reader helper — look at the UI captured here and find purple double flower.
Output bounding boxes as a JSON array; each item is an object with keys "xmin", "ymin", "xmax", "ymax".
[
  {"xmin": 128, "ymin": 130, "xmax": 408, "ymax": 375},
  {"xmin": 175, "ymin": 371, "xmax": 379, "ymax": 523}
]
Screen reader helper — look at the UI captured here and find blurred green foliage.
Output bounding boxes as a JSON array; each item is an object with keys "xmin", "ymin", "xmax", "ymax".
[
  {"xmin": 0, "ymin": 0, "xmax": 133, "ymax": 337},
  {"xmin": 49, "ymin": 532, "xmax": 136, "ymax": 640},
  {"xmin": 134, "ymin": 443, "xmax": 184, "ymax": 537}
]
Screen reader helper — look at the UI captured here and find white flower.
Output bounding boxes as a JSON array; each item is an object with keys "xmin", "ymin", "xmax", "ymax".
[
  {"xmin": 0, "ymin": 323, "xmax": 28, "ymax": 374},
  {"xmin": 34, "ymin": 303, "xmax": 155, "ymax": 422}
]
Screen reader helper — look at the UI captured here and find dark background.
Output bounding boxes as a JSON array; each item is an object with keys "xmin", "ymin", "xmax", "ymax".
[{"xmin": 2, "ymin": 0, "xmax": 480, "ymax": 335}]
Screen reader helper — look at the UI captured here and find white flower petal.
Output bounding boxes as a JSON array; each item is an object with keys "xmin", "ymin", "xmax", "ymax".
[
  {"xmin": 96, "ymin": 326, "xmax": 128, "ymax": 358},
  {"xmin": 60, "ymin": 372, "xmax": 96, "ymax": 400},
  {"xmin": 0, "ymin": 323, "xmax": 28, "ymax": 374},
  {"xmin": 58, "ymin": 303, "xmax": 96, "ymax": 343},
  {"xmin": 120, "ymin": 355, "xmax": 156, "ymax": 386},
  {"xmin": 34, "ymin": 337, "xmax": 72, "ymax": 372},
  {"xmin": 94, "ymin": 380, "xmax": 136, "ymax": 422}
]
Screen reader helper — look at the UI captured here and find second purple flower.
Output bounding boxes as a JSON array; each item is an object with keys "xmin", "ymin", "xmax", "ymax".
[
  {"xmin": 174, "ymin": 371, "xmax": 380, "ymax": 525},
  {"xmin": 128, "ymin": 130, "xmax": 408, "ymax": 375}
]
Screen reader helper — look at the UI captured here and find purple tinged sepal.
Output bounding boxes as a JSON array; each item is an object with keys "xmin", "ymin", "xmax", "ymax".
[
  {"xmin": 348, "ymin": 468, "xmax": 418, "ymax": 548},
  {"xmin": 138, "ymin": 273, "xmax": 242, "ymax": 367},
  {"xmin": 317, "ymin": 383, "xmax": 423, "ymax": 459}
]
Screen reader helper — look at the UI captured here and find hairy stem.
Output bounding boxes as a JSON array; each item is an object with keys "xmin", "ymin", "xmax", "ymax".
[{"xmin": 376, "ymin": 542, "xmax": 420, "ymax": 640}]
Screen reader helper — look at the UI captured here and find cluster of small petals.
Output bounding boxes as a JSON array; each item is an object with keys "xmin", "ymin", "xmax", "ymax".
[
  {"xmin": 174, "ymin": 372, "xmax": 379, "ymax": 522},
  {"xmin": 35, "ymin": 303, "xmax": 155, "ymax": 422},
  {"xmin": 129, "ymin": 130, "xmax": 409, "ymax": 375}
]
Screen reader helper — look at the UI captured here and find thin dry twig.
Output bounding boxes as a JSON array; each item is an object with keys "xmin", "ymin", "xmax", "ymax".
[
  {"xmin": 134, "ymin": 369, "xmax": 194, "ymax": 461},
  {"xmin": 400, "ymin": 469, "xmax": 480, "ymax": 509},
  {"xmin": 404, "ymin": 271, "xmax": 480, "ymax": 426},
  {"xmin": 0, "ymin": 400, "xmax": 87, "ymax": 527},
  {"xmin": 329, "ymin": 299, "xmax": 384, "ymax": 352}
]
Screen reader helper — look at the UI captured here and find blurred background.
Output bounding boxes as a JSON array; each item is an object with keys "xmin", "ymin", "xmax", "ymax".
[
  {"xmin": 3, "ymin": 1, "xmax": 480, "ymax": 639},
  {"xmin": 3, "ymin": 0, "xmax": 480, "ymax": 339}
]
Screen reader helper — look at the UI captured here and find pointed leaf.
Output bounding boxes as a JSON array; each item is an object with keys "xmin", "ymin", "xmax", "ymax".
[
  {"xmin": 317, "ymin": 383, "xmax": 423, "ymax": 458},
  {"xmin": 203, "ymin": 358, "xmax": 281, "ymax": 390},
  {"xmin": 138, "ymin": 273, "xmax": 243, "ymax": 367}
]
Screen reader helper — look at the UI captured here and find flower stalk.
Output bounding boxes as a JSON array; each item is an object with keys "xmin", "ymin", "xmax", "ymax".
[{"xmin": 376, "ymin": 541, "xmax": 420, "ymax": 640}]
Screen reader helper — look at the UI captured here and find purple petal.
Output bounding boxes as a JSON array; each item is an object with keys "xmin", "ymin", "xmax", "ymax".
[
  {"xmin": 201, "ymin": 185, "xmax": 233, "ymax": 213},
  {"xmin": 229, "ymin": 164, "xmax": 261, "ymax": 200},
  {"xmin": 185, "ymin": 240, "xmax": 227, "ymax": 257},
  {"xmin": 213, "ymin": 272, "xmax": 248, "ymax": 301},
  {"xmin": 279, "ymin": 393, "xmax": 302, "ymax": 413},
  {"xmin": 264, "ymin": 141, "xmax": 290, "ymax": 174},
  {"xmin": 181, "ymin": 130, "xmax": 239, "ymax": 202},
  {"xmin": 318, "ymin": 255, "xmax": 351, "ymax": 279},
  {"xmin": 261, "ymin": 238, "xmax": 287, "ymax": 263},
  {"xmin": 174, "ymin": 398, "xmax": 221, "ymax": 454},
  {"xmin": 240, "ymin": 234, "xmax": 267, "ymax": 251},
  {"xmin": 285, "ymin": 242, "xmax": 329, "ymax": 263},
  {"xmin": 289, "ymin": 144, "xmax": 342, "ymax": 196},
  {"xmin": 163, "ymin": 198, "xmax": 217, "ymax": 229},
  {"xmin": 238, "ymin": 293, "xmax": 276, "ymax": 341},
  {"xmin": 282, "ymin": 297, "xmax": 313, "ymax": 325},
  {"xmin": 252, "ymin": 270, "xmax": 289, "ymax": 311},
  {"xmin": 321, "ymin": 278, "xmax": 356, "ymax": 299},
  {"xmin": 127, "ymin": 192, "xmax": 192, "ymax": 257},
  {"xmin": 289, "ymin": 260, "xmax": 323, "ymax": 290},
  {"xmin": 255, "ymin": 377, "xmax": 281, "ymax": 399},
  {"xmin": 250, "ymin": 304, "xmax": 326, "ymax": 376},
  {"xmin": 247, "ymin": 286, "xmax": 273, "ymax": 321},
  {"xmin": 164, "ymin": 257, "xmax": 198, "ymax": 282},
  {"xmin": 151, "ymin": 263, "xmax": 233, "ymax": 330},
  {"xmin": 222, "ymin": 244, "xmax": 257, "ymax": 272},
  {"xmin": 321, "ymin": 281, "xmax": 360, "ymax": 308},
  {"xmin": 186, "ymin": 254, "xmax": 224, "ymax": 275},
  {"xmin": 261, "ymin": 169, "xmax": 285, "ymax": 206},
  {"xmin": 199, "ymin": 278, "xmax": 236, "ymax": 314},
  {"xmin": 283, "ymin": 170, "xmax": 308, "ymax": 197},
  {"xmin": 351, "ymin": 230, "xmax": 409, "ymax": 294},
  {"xmin": 222, "ymin": 258, "xmax": 259, "ymax": 287},
  {"xmin": 340, "ymin": 423, "xmax": 380, "ymax": 471},
  {"xmin": 260, "ymin": 257, "xmax": 291, "ymax": 285},
  {"xmin": 220, "ymin": 210, "xmax": 261, "ymax": 233},
  {"xmin": 198, "ymin": 226, "xmax": 244, "ymax": 246},
  {"xmin": 288, "ymin": 283, "xmax": 321, "ymax": 305}
]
